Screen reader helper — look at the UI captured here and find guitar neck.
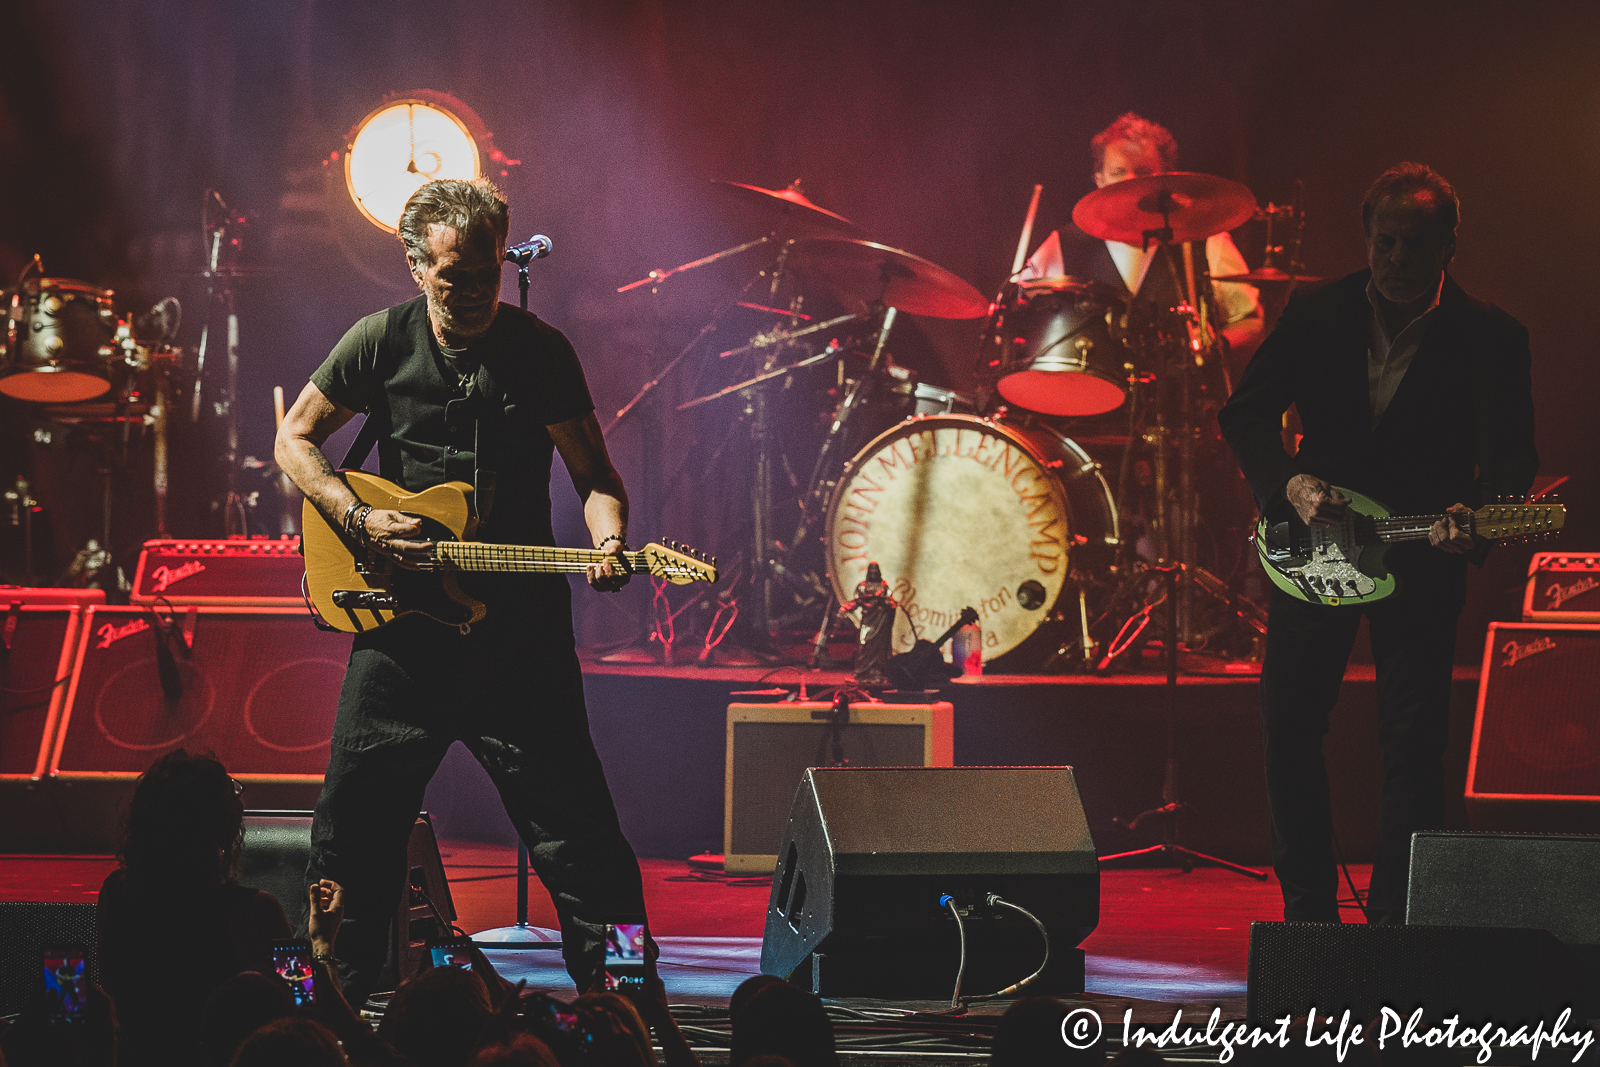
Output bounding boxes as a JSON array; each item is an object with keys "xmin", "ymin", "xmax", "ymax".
[
  {"xmin": 1367, "ymin": 514, "xmax": 1458, "ymax": 544},
  {"xmin": 439, "ymin": 542, "xmax": 647, "ymax": 574}
]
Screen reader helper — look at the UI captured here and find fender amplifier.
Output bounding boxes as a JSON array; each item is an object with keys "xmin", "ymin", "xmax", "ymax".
[
  {"xmin": 131, "ymin": 537, "xmax": 305, "ymax": 605},
  {"xmin": 1523, "ymin": 552, "xmax": 1600, "ymax": 622},
  {"xmin": 1466, "ymin": 622, "xmax": 1600, "ymax": 832}
]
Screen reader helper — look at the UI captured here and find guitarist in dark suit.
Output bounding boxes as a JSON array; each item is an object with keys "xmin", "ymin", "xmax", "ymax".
[
  {"xmin": 1218, "ymin": 163, "xmax": 1538, "ymax": 924},
  {"xmin": 275, "ymin": 178, "xmax": 648, "ymax": 1000}
]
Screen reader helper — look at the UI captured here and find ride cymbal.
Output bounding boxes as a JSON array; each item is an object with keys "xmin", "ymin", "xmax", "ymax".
[
  {"xmin": 1073, "ymin": 172, "xmax": 1256, "ymax": 246},
  {"xmin": 1211, "ymin": 266, "xmax": 1325, "ymax": 284},
  {"xmin": 790, "ymin": 237, "xmax": 987, "ymax": 319}
]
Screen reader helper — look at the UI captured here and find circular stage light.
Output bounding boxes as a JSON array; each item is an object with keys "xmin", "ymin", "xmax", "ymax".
[{"xmin": 344, "ymin": 97, "xmax": 481, "ymax": 233}]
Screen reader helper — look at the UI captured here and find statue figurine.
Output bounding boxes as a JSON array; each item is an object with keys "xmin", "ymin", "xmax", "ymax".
[{"xmin": 838, "ymin": 561, "xmax": 897, "ymax": 687}]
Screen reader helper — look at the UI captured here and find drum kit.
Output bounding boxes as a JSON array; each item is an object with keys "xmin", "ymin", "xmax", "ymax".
[
  {"xmin": 1, "ymin": 192, "xmax": 267, "ymax": 587},
  {"xmin": 618, "ymin": 170, "xmax": 1316, "ymax": 672}
]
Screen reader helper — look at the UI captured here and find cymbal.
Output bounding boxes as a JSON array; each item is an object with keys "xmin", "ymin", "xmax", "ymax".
[
  {"xmin": 1073, "ymin": 172, "xmax": 1256, "ymax": 246},
  {"xmin": 790, "ymin": 237, "xmax": 988, "ymax": 319},
  {"xmin": 716, "ymin": 180, "xmax": 859, "ymax": 231},
  {"xmin": 1211, "ymin": 265, "xmax": 1325, "ymax": 284}
]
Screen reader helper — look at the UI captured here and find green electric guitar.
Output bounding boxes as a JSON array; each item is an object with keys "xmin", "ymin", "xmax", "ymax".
[{"xmin": 1254, "ymin": 487, "xmax": 1565, "ymax": 606}]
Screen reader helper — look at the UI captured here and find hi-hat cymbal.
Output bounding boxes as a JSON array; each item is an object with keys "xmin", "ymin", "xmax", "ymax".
[
  {"xmin": 790, "ymin": 237, "xmax": 988, "ymax": 319},
  {"xmin": 1211, "ymin": 265, "xmax": 1325, "ymax": 284},
  {"xmin": 1073, "ymin": 172, "xmax": 1257, "ymax": 246},
  {"xmin": 717, "ymin": 180, "xmax": 859, "ymax": 231}
]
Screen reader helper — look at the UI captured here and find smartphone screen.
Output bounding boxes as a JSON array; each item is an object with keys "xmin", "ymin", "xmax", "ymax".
[
  {"xmin": 603, "ymin": 923, "xmax": 647, "ymax": 991},
  {"xmin": 41, "ymin": 945, "xmax": 87, "ymax": 1023},
  {"xmin": 270, "ymin": 939, "xmax": 316, "ymax": 1006},
  {"xmin": 427, "ymin": 937, "xmax": 475, "ymax": 971}
]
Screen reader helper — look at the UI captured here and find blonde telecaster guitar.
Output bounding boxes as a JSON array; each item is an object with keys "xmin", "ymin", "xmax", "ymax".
[{"xmin": 303, "ymin": 471, "xmax": 717, "ymax": 634}]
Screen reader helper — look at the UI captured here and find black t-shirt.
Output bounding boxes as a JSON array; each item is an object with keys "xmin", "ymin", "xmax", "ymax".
[{"xmin": 312, "ymin": 296, "xmax": 594, "ymax": 550}]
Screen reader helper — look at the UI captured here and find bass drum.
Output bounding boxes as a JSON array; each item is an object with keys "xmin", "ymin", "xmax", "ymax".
[{"xmin": 825, "ymin": 413, "xmax": 1119, "ymax": 667}]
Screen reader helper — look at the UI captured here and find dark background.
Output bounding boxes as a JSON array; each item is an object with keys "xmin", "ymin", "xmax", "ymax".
[{"xmin": 3, "ymin": 0, "xmax": 1596, "ymax": 661}]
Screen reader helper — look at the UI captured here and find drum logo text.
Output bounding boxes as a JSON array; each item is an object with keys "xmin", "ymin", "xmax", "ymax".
[{"xmin": 833, "ymin": 427, "xmax": 1067, "ymax": 575}]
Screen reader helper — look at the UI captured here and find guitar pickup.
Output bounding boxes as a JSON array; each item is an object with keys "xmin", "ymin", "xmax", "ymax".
[{"xmin": 333, "ymin": 589, "xmax": 399, "ymax": 610}]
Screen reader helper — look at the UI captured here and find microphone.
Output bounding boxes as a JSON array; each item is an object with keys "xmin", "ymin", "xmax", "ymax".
[
  {"xmin": 505, "ymin": 235, "xmax": 553, "ymax": 263},
  {"xmin": 150, "ymin": 612, "xmax": 182, "ymax": 702}
]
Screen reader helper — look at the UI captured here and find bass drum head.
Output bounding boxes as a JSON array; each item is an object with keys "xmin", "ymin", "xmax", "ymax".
[{"xmin": 825, "ymin": 414, "xmax": 1118, "ymax": 666}]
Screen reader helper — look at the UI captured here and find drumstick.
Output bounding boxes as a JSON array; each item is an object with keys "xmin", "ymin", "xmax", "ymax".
[
  {"xmin": 1010, "ymin": 184, "xmax": 1044, "ymax": 280},
  {"xmin": 273, "ymin": 385, "xmax": 286, "ymax": 430}
]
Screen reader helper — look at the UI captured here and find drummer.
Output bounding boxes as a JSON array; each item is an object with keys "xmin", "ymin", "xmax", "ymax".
[{"xmin": 1022, "ymin": 112, "xmax": 1265, "ymax": 367}]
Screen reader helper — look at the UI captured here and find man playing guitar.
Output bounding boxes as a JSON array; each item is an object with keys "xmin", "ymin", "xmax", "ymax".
[{"xmin": 275, "ymin": 177, "xmax": 651, "ymax": 999}]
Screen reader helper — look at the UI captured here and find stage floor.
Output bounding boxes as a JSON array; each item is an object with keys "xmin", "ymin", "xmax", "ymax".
[{"xmin": 3, "ymin": 844, "xmax": 1370, "ymax": 1059}]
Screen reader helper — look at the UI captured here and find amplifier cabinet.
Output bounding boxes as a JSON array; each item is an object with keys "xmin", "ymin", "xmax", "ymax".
[
  {"xmin": 1466, "ymin": 622, "xmax": 1600, "ymax": 832},
  {"xmin": 1522, "ymin": 553, "xmax": 1600, "ymax": 622},
  {"xmin": 131, "ymin": 537, "xmax": 305, "ymax": 606},
  {"xmin": 724, "ymin": 700, "xmax": 953, "ymax": 874},
  {"xmin": 49, "ymin": 605, "xmax": 350, "ymax": 785},
  {"xmin": 0, "ymin": 603, "xmax": 88, "ymax": 780}
]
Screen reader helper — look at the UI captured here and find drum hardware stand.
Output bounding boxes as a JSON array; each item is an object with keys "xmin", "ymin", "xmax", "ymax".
[
  {"xmin": 192, "ymin": 189, "xmax": 251, "ymax": 536},
  {"xmin": 1099, "ymin": 563, "xmax": 1267, "ymax": 879},
  {"xmin": 3, "ymin": 478, "xmax": 40, "ymax": 583}
]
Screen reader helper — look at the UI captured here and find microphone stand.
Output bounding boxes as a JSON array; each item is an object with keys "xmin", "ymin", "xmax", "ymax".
[{"xmin": 474, "ymin": 236, "xmax": 565, "ymax": 949}]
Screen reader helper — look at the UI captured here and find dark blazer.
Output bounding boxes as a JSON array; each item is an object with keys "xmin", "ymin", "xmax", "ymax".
[{"xmin": 1218, "ymin": 269, "xmax": 1537, "ymax": 523}]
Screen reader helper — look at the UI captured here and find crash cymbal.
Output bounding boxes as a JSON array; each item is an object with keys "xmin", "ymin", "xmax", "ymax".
[
  {"xmin": 1073, "ymin": 172, "xmax": 1257, "ymax": 246},
  {"xmin": 716, "ymin": 180, "xmax": 859, "ymax": 231},
  {"xmin": 1211, "ymin": 265, "xmax": 1325, "ymax": 284},
  {"xmin": 790, "ymin": 237, "xmax": 987, "ymax": 319}
]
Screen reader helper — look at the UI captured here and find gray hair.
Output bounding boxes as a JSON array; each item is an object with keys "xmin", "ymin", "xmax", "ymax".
[
  {"xmin": 1361, "ymin": 162, "xmax": 1459, "ymax": 238},
  {"xmin": 398, "ymin": 178, "xmax": 510, "ymax": 266}
]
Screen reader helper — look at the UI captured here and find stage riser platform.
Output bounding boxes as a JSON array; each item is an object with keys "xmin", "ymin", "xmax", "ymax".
[
  {"xmin": 2, "ymin": 666, "xmax": 1482, "ymax": 860},
  {"xmin": 424, "ymin": 667, "xmax": 1486, "ymax": 866}
]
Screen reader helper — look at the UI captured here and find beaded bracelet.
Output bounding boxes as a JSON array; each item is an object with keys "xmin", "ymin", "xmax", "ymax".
[
  {"xmin": 346, "ymin": 503, "xmax": 374, "ymax": 546},
  {"xmin": 597, "ymin": 533, "xmax": 626, "ymax": 552}
]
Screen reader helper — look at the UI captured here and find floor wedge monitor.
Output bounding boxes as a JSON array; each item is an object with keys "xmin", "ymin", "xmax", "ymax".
[{"xmin": 760, "ymin": 766, "xmax": 1098, "ymax": 998}]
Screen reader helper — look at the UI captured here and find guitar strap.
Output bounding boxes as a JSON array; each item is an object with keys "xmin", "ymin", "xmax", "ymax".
[{"xmin": 338, "ymin": 304, "xmax": 405, "ymax": 471}]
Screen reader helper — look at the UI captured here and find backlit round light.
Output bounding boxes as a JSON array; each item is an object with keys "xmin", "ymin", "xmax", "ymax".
[{"xmin": 344, "ymin": 99, "xmax": 480, "ymax": 233}]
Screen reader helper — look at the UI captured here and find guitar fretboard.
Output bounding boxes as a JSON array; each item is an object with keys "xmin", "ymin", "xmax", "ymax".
[{"xmin": 439, "ymin": 542, "xmax": 649, "ymax": 574}]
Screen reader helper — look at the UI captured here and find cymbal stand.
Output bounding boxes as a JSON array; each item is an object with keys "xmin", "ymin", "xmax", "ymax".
[
  {"xmin": 192, "ymin": 190, "xmax": 248, "ymax": 536},
  {"xmin": 1099, "ymin": 563, "xmax": 1266, "ymax": 879}
]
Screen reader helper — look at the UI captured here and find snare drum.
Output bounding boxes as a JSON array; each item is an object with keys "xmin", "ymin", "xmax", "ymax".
[
  {"xmin": 996, "ymin": 277, "xmax": 1134, "ymax": 417},
  {"xmin": 2, "ymin": 278, "xmax": 119, "ymax": 403},
  {"xmin": 911, "ymin": 382, "xmax": 974, "ymax": 416},
  {"xmin": 826, "ymin": 413, "xmax": 1118, "ymax": 666}
]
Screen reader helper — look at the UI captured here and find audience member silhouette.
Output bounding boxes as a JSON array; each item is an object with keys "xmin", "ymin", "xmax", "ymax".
[
  {"xmin": 97, "ymin": 749, "xmax": 293, "ymax": 1067},
  {"xmin": 730, "ymin": 983, "xmax": 837, "ymax": 1067}
]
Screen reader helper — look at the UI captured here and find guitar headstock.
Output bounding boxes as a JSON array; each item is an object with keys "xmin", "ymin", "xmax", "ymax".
[
  {"xmin": 958, "ymin": 605, "xmax": 980, "ymax": 628},
  {"xmin": 1474, "ymin": 503, "xmax": 1567, "ymax": 541},
  {"xmin": 642, "ymin": 541, "xmax": 719, "ymax": 586}
]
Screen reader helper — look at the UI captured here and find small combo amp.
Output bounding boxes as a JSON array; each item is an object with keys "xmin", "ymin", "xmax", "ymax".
[
  {"xmin": 724, "ymin": 699, "xmax": 953, "ymax": 874},
  {"xmin": 131, "ymin": 537, "xmax": 305, "ymax": 606},
  {"xmin": 1523, "ymin": 552, "xmax": 1600, "ymax": 622},
  {"xmin": 1466, "ymin": 622, "xmax": 1600, "ymax": 832},
  {"xmin": 760, "ymin": 766, "xmax": 1099, "ymax": 998}
]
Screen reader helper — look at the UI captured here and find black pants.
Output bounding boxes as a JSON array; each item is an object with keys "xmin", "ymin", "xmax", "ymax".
[
  {"xmin": 1259, "ymin": 562, "xmax": 1462, "ymax": 925},
  {"xmin": 305, "ymin": 595, "xmax": 648, "ymax": 1000}
]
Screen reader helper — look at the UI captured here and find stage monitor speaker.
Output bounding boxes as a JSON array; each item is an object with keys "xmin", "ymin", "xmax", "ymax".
[
  {"xmin": 1466, "ymin": 622, "xmax": 1600, "ymax": 833},
  {"xmin": 0, "ymin": 902, "xmax": 98, "ymax": 1017},
  {"xmin": 760, "ymin": 766, "xmax": 1098, "ymax": 999},
  {"xmin": 0, "ymin": 602, "xmax": 88, "ymax": 781},
  {"xmin": 239, "ymin": 811, "xmax": 455, "ymax": 993},
  {"xmin": 1408, "ymin": 831, "xmax": 1600, "ymax": 944},
  {"xmin": 131, "ymin": 537, "xmax": 306, "ymax": 606},
  {"xmin": 1246, "ymin": 920, "xmax": 1585, "ymax": 1061},
  {"xmin": 724, "ymin": 700, "xmax": 953, "ymax": 874}
]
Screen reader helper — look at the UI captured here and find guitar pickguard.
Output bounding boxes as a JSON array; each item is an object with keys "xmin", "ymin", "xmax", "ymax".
[{"xmin": 1255, "ymin": 488, "xmax": 1397, "ymax": 606}]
